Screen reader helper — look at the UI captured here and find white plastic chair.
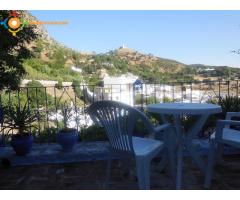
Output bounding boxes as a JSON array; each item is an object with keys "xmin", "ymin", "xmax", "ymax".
[
  {"xmin": 87, "ymin": 100, "xmax": 175, "ymax": 189},
  {"xmin": 204, "ymin": 112, "xmax": 240, "ymax": 188}
]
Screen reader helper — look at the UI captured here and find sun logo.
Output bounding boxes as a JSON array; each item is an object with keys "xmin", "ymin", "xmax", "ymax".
[{"xmin": 0, "ymin": 11, "xmax": 28, "ymax": 36}]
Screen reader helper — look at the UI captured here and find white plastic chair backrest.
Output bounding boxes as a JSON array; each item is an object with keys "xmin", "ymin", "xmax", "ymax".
[{"xmin": 87, "ymin": 100, "xmax": 155, "ymax": 154}]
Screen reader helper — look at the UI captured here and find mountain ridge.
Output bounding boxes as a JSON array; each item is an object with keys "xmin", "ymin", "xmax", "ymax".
[{"xmin": 22, "ymin": 11, "xmax": 240, "ymax": 85}]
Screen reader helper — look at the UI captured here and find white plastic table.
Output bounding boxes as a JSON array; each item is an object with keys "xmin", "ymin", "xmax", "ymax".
[{"xmin": 147, "ymin": 103, "xmax": 222, "ymax": 189}]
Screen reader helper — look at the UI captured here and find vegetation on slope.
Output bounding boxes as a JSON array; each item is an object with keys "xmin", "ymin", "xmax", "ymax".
[{"xmin": 2, "ymin": 11, "xmax": 240, "ymax": 91}]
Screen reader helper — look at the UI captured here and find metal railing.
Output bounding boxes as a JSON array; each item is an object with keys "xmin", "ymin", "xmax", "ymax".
[{"xmin": 0, "ymin": 80, "xmax": 239, "ymax": 142}]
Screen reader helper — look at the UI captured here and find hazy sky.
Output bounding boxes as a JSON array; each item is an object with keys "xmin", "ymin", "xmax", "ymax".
[{"xmin": 31, "ymin": 10, "xmax": 240, "ymax": 67}]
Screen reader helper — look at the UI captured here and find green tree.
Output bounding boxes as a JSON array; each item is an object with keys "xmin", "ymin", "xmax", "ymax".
[{"xmin": 0, "ymin": 11, "xmax": 38, "ymax": 90}]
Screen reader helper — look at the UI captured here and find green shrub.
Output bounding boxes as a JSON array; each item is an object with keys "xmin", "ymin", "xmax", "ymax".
[
  {"xmin": 32, "ymin": 127, "xmax": 58, "ymax": 143},
  {"xmin": 26, "ymin": 81, "xmax": 54, "ymax": 109},
  {"xmin": 208, "ymin": 95, "xmax": 240, "ymax": 118},
  {"xmin": 72, "ymin": 80, "xmax": 82, "ymax": 99},
  {"xmin": 145, "ymin": 96, "xmax": 158, "ymax": 104},
  {"xmin": 135, "ymin": 94, "xmax": 144, "ymax": 105},
  {"xmin": 203, "ymin": 96, "xmax": 240, "ymax": 137},
  {"xmin": 163, "ymin": 97, "xmax": 173, "ymax": 103},
  {"xmin": 135, "ymin": 94, "xmax": 163, "ymax": 105},
  {"xmin": 218, "ymin": 96, "xmax": 240, "ymax": 114},
  {"xmin": 80, "ymin": 125, "xmax": 107, "ymax": 141}
]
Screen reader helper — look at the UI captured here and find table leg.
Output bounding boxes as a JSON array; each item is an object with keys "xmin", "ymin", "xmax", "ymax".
[
  {"xmin": 185, "ymin": 114, "xmax": 209, "ymax": 173},
  {"xmin": 173, "ymin": 115, "xmax": 183, "ymax": 189},
  {"xmin": 160, "ymin": 114, "xmax": 168, "ymax": 123},
  {"xmin": 160, "ymin": 114, "xmax": 177, "ymax": 181}
]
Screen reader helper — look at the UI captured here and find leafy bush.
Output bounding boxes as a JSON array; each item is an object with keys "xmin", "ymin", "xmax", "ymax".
[
  {"xmin": 202, "ymin": 96, "xmax": 240, "ymax": 137},
  {"xmin": 145, "ymin": 96, "xmax": 158, "ymax": 104},
  {"xmin": 31, "ymin": 127, "xmax": 58, "ymax": 143},
  {"xmin": 0, "ymin": 89, "xmax": 28, "ymax": 108},
  {"xmin": 208, "ymin": 95, "xmax": 240, "ymax": 118},
  {"xmin": 135, "ymin": 94, "xmax": 144, "ymax": 105},
  {"xmin": 80, "ymin": 125, "xmax": 107, "ymax": 141},
  {"xmin": 219, "ymin": 96, "xmax": 240, "ymax": 114},
  {"xmin": 72, "ymin": 80, "xmax": 82, "ymax": 99},
  {"xmin": 135, "ymin": 94, "xmax": 164, "ymax": 105},
  {"xmin": 26, "ymin": 81, "xmax": 54, "ymax": 109},
  {"xmin": 163, "ymin": 97, "xmax": 173, "ymax": 103}
]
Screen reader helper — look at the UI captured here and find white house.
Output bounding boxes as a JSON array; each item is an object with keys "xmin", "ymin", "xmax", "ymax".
[{"xmin": 94, "ymin": 73, "xmax": 139, "ymax": 106}]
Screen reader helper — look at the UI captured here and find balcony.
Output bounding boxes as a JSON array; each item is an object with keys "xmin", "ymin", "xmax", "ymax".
[{"xmin": 0, "ymin": 80, "xmax": 240, "ymax": 189}]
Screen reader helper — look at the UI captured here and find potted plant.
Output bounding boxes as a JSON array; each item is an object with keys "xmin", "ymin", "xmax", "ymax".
[
  {"xmin": 57, "ymin": 107, "xmax": 78, "ymax": 152},
  {"xmin": 3, "ymin": 103, "xmax": 37, "ymax": 156}
]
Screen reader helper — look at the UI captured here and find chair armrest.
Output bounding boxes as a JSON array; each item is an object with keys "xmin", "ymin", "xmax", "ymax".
[
  {"xmin": 225, "ymin": 112, "xmax": 240, "ymax": 128},
  {"xmin": 218, "ymin": 120, "xmax": 240, "ymax": 126},
  {"xmin": 154, "ymin": 123, "xmax": 171, "ymax": 134},
  {"xmin": 153, "ymin": 123, "xmax": 173, "ymax": 141},
  {"xmin": 226, "ymin": 112, "xmax": 240, "ymax": 120},
  {"xmin": 215, "ymin": 120, "xmax": 240, "ymax": 141}
]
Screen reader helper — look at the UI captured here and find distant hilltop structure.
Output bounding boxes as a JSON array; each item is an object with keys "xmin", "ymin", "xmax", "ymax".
[
  {"xmin": 116, "ymin": 44, "xmax": 136, "ymax": 54},
  {"xmin": 120, "ymin": 44, "xmax": 126, "ymax": 49}
]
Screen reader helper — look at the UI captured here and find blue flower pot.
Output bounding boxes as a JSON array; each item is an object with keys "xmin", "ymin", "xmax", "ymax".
[
  {"xmin": 11, "ymin": 134, "xmax": 33, "ymax": 156},
  {"xmin": 57, "ymin": 129, "xmax": 78, "ymax": 152}
]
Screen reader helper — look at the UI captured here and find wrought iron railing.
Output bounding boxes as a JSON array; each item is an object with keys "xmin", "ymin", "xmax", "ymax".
[{"xmin": 0, "ymin": 80, "xmax": 239, "ymax": 143}]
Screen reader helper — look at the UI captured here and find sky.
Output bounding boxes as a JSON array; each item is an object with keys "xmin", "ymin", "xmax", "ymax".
[{"xmin": 31, "ymin": 10, "xmax": 240, "ymax": 67}]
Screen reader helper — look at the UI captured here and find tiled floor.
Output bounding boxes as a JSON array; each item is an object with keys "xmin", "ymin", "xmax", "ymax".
[{"xmin": 1, "ymin": 155, "xmax": 240, "ymax": 190}]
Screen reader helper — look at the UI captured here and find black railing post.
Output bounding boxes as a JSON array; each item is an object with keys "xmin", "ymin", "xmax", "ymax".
[
  {"xmin": 83, "ymin": 85, "xmax": 87, "ymax": 126},
  {"xmin": 101, "ymin": 85, "xmax": 104, "ymax": 100},
  {"xmin": 111, "ymin": 84, "xmax": 113, "ymax": 101},
  {"xmin": 190, "ymin": 83, "xmax": 193, "ymax": 103},
  {"xmin": 35, "ymin": 87, "xmax": 41, "ymax": 137},
  {"xmin": 53, "ymin": 86, "xmax": 58, "ymax": 131},
  {"xmin": 227, "ymin": 80, "xmax": 230, "ymax": 96},
  {"xmin": 154, "ymin": 84, "xmax": 156, "ymax": 103},
  {"xmin": 163, "ymin": 84, "xmax": 166, "ymax": 102},
  {"xmin": 218, "ymin": 80, "xmax": 221, "ymax": 103},
  {"xmin": 237, "ymin": 80, "xmax": 239, "ymax": 97},
  {"xmin": 73, "ymin": 85, "xmax": 78, "ymax": 132},
  {"xmin": 181, "ymin": 83, "xmax": 184, "ymax": 102},
  {"xmin": 145, "ymin": 83, "xmax": 147, "ymax": 106},
  {"xmin": 141, "ymin": 83, "xmax": 143, "ymax": 110},
  {"xmin": 44, "ymin": 87, "xmax": 50, "ymax": 143},
  {"xmin": 172, "ymin": 83, "xmax": 175, "ymax": 102},
  {"xmin": 120, "ymin": 84, "xmax": 122, "ymax": 102}
]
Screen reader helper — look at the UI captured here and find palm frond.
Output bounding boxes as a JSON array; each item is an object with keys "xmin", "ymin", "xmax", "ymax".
[{"xmin": 3, "ymin": 102, "xmax": 37, "ymax": 135}]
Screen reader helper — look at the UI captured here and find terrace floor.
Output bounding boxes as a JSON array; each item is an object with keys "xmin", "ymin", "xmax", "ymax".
[{"xmin": 1, "ymin": 155, "xmax": 240, "ymax": 190}]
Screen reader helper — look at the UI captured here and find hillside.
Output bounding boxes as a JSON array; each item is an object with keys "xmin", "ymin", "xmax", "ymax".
[
  {"xmin": 22, "ymin": 11, "xmax": 240, "ymax": 85},
  {"xmin": 114, "ymin": 46, "xmax": 185, "ymax": 73}
]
